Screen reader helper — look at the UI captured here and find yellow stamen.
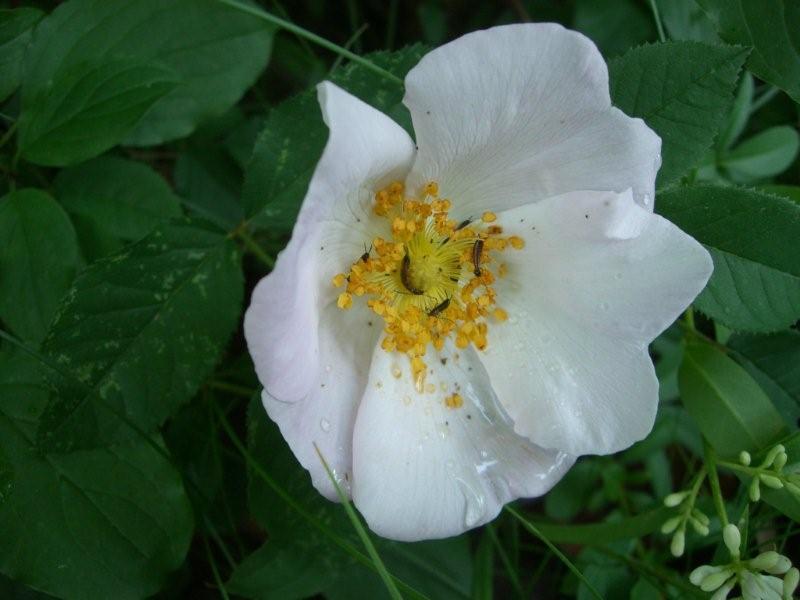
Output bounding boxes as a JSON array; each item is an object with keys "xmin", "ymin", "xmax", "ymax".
[
  {"xmin": 445, "ymin": 392, "xmax": 463, "ymax": 409},
  {"xmin": 332, "ymin": 181, "xmax": 524, "ymax": 389}
]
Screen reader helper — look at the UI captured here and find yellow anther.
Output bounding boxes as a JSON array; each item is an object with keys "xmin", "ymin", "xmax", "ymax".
[
  {"xmin": 332, "ymin": 273, "xmax": 346, "ymax": 287},
  {"xmin": 337, "ymin": 292, "xmax": 353, "ymax": 309},
  {"xmin": 509, "ymin": 236, "xmax": 525, "ymax": 249},
  {"xmin": 481, "ymin": 211, "xmax": 497, "ymax": 223},
  {"xmin": 445, "ymin": 393, "xmax": 463, "ymax": 409},
  {"xmin": 424, "ymin": 182, "xmax": 439, "ymax": 197},
  {"xmin": 493, "ymin": 307, "xmax": 508, "ymax": 321}
]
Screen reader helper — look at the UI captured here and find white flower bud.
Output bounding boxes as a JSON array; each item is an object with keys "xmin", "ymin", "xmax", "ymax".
[
  {"xmin": 693, "ymin": 508, "xmax": 710, "ymax": 526},
  {"xmin": 661, "ymin": 515, "xmax": 682, "ymax": 534},
  {"xmin": 763, "ymin": 444, "xmax": 786, "ymax": 468},
  {"xmin": 671, "ymin": 530, "xmax": 685, "ymax": 557},
  {"xmin": 690, "ymin": 517, "xmax": 710, "ymax": 536},
  {"xmin": 763, "ymin": 555, "xmax": 792, "ymax": 576},
  {"xmin": 690, "ymin": 565, "xmax": 721, "ymax": 586},
  {"xmin": 739, "ymin": 451, "xmax": 752, "ymax": 466},
  {"xmin": 723, "ymin": 524, "xmax": 741, "ymax": 558},
  {"xmin": 750, "ymin": 551, "xmax": 780, "ymax": 571},
  {"xmin": 760, "ymin": 473, "xmax": 784, "ymax": 489},
  {"xmin": 749, "ymin": 477, "xmax": 761, "ymax": 502},
  {"xmin": 664, "ymin": 490, "xmax": 689, "ymax": 507},
  {"xmin": 701, "ymin": 569, "xmax": 733, "ymax": 592},
  {"xmin": 773, "ymin": 451, "xmax": 788, "ymax": 471},
  {"xmin": 784, "ymin": 568, "xmax": 799, "ymax": 597},
  {"xmin": 710, "ymin": 580, "xmax": 735, "ymax": 600}
]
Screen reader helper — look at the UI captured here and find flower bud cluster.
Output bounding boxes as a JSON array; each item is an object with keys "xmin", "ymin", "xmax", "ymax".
[
  {"xmin": 689, "ymin": 524, "xmax": 798, "ymax": 600},
  {"xmin": 661, "ymin": 475, "xmax": 710, "ymax": 557},
  {"xmin": 739, "ymin": 445, "xmax": 799, "ymax": 503}
]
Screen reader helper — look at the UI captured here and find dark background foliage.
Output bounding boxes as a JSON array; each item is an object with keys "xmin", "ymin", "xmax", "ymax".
[{"xmin": 0, "ymin": 1, "xmax": 799, "ymax": 599}]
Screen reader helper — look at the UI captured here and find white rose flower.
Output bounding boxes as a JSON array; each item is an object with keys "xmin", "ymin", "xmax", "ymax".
[{"xmin": 245, "ymin": 23, "xmax": 713, "ymax": 541}]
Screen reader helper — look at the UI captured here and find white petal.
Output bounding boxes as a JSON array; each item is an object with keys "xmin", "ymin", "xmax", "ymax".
[
  {"xmin": 262, "ymin": 303, "xmax": 380, "ymax": 500},
  {"xmin": 479, "ymin": 189, "xmax": 712, "ymax": 456},
  {"xmin": 403, "ymin": 24, "xmax": 660, "ymax": 215},
  {"xmin": 351, "ymin": 342, "xmax": 573, "ymax": 541},
  {"xmin": 244, "ymin": 82, "xmax": 414, "ymax": 402}
]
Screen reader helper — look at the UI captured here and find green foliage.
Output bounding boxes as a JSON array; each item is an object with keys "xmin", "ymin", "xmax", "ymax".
[
  {"xmin": 0, "ymin": 349, "xmax": 193, "ymax": 600},
  {"xmin": 657, "ymin": 185, "xmax": 800, "ymax": 331},
  {"xmin": 54, "ymin": 156, "xmax": 183, "ymax": 261},
  {"xmin": 0, "ymin": 190, "xmax": 80, "ymax": 345},
  {"xmin": 0, "ymin": 1, "xmax": 798, "ymax": 598},
  {"xmin": 610, "ymin": 41, "xmax": 748, "ymax": 187},
  {"xmin": 0, "ymin": 8, "xmax": 43, "ymax": 103},
  {"xmin": 679, "ymin": 338, "xmax": 787, "ymax": 457},
  {"xmin": 37, "ymin": 220, "xmax": 243, "ymax": 452},
  {"xmin": 698, "ymin": 0, "xmax": 800, "ymax": 103}
]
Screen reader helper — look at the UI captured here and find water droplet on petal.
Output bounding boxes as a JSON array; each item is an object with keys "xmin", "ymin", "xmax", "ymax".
[
  {"xmin": 320, "ymin": 418, "xmax": 331, "ymax": 432},
  {"xmin": 391, "ymin": 364, "xmax": 402, "ymax": 379},
  {"xmin": 402, "ymin": 395, "xmax": 412, "ymax": 406},
  {"xmin": 325, "ymin": 365, "xmax": 332, "ymax": 373},
  {"xmin": 457, "ymin": 479, "xmax": 487, "ymax": 527},
  {"xmin": 600, "ymin": 301, "xmax": 610, "ymax": 311},
  {"xmin": 614, "ymin": 272, "xmax": 623, "ymax": 280}
]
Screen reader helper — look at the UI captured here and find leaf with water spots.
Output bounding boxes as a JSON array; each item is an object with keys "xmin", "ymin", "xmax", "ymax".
[
  {"xmin": 36, "ymin": 219, "xmax": 243, "ymax": 452},
  {"xmin": 0, "ymin": 347, "xmax": 193, "ymax": 600}
]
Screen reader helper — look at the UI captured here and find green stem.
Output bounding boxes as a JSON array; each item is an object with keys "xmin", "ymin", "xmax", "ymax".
[
  {"xmin": 750, "ymin": 86, "xmax": 780, "ymax": 115},
  {"xmin": 485, "ymin": 523, "xmax": 525, "ymax": 599},
  {"xmin": 217, "ymin": 0, "xmax": 402, "ymax": 84},
  {"xmin": 314, "ymin": 444, "xmax": 403, "ymax": 600},
  {"xmin": 329, "ymin": 23, "xmax": 369, "ymax": 74},
  {"xmin": 212, "ymin": 402, "xmax": 429, "ymax": 600},
  {"xmin": 208, "ymin": 380, "xmax": 257, "ymax": 398},
  {"xmin": 648, "ymin": 0, "xmax": 667, "ymax": 42},
  {"xmin": 505, "ymin": 505, "xmax": 603, "ymax": 600},
  {"xmin": 703, "ymin": 439, "xmax": 729, "ymax": 527},
  {"xmin": 236, "ymin": 229, "xmax": 275, "ymax": 268},
  {"xmin": 684, "ymin": 307, "xmax": 696, "ymax": 331},
  {"xmin": 0, "ymin": 121, "xmax": 18, "ymax": 149},
  {"xmin": 203, "ymin": 535, "xmax": 231, "ymax": 600}
]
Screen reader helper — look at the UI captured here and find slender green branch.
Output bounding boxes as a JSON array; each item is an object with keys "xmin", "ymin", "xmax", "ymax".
[
  {"xmin": 0, "ymin": 121, "xmax": 18, "ymax": 149},
  {"xmin": 212, "ymin": 402, "xmax": 430, "ymax": 600},
  {"xmin": 648, "ymin": 0, "xmax": 666, "ymax": 42},
  {"xmin": 750, "ymin": 86, "xmax": 780, "ymax": 115},
  {"xmin": 235, "ymin": 228, "xmax": 275, "ymax": 268},
  {"xmin": 330, "ymin": 23, "xmax": 369, "ymax": 74},
  {"xmin": 314, "ymin": 443, "xmax": 403, "ymax": 600},
  {"xmin": 703, "ymin": 439, "xmax": 729, "ymax": 527},
  {"xmin": 505, "ymin": 505, "xmax": 603, "ymax": 600},
  {"xmin": 203, "ymin": 535, "xmax": 232, "ymax": 600},
  {"xmin": 217, "ymin": 0, "xmax": 402, "ymax": 84},
  {"xmin": 486, "ymin": 523, "xmax": 525, "ymax": 599}
]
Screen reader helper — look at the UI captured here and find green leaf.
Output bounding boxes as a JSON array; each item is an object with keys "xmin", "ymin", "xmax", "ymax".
[
  {"xmin": 609, "ymin": 41, "xmax": 748, "ymax": 187},
  {"xmin": 18, "ymin": 57, "xmax": 178, "ymax": 166},
  {"xmin": 243, "ymin": 45, "xmax": 427, "ymax": 227},
  {"xmin": 54, "ymin": 156, "xmax": 183, "ymax": 261},
  {"xmin": 657, "ymin": 185, "xmax": 800, "ymax": 332},
  {"xmin": 522, "ymin": 508, "xmax": 673, "ymax": 546},
  {"xmin": 0, "ymin": 8, "xmax": 43, "ymax": 103},
  {"xmin": 729, "ymin": 331, "xmax": 800, "ymax": 425},
  {"xmin": 227, "ymin": 537, "xmax": 335, "ymax": 600},
  {"xmin": 761, "ymin": 185, "xmax": 800, "ymax": 204},
  {"xmin": 655, "ymin": 0, "xmax": 720, "ymax": 43},
  {"xmin": 716, "ymin": 72, "xmax": 753, "ymax": 151},
  {"xmin": 36, "ymin": 219, "xmax": 243, "ymax": 452},
  {"xmin": 175, "ymin": 146, "xmax": 244, "ymax": 230},
  {"xmin": 0, "ymin": 348, "xmax": 193, "ymax": 600},
  {"xmin": 678, "ymin": 338, "xmax": 787, "ymax": 457},
  {"xmin": 0, "ymin": 189, "xmax": 80, "ymax": 345},
  {"xmin": 20, "ymin": 0, "xmax": 274, "ymax": 158},
  {"xmin": 721, "ymin": 125, "xmax": 800, "ymax": 182},
  {"xmin": 573, "ymin": 0, "xmax": 654, "ymax": 58},
  {"xmin": 697, "ymin": 0, "xmax": 800, "ymax": 103}
]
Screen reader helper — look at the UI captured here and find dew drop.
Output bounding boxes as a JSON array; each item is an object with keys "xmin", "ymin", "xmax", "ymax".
[
  {"xmin": 445, "ymin": 459, "xmax": 455, "ymax": 470},
  {"xmin": 599, "ymin": 301, "xmax": 610, "ymax": 311},
  {"xmin": 425, "ymin": 383, "xmax": 436, "ymax": 393},
  {"xmin": 391, "ymin": 364, "xmax": 402, "ymax": 379},
  {"xmin": 325, "ymin": 365, "xmax": 332, "ymax": 373},
  {"xmin": 403, "ymin": 395, "xmax": 412, "ymax": 406},
  {"xmin": 457, "ymin": 479, "xmax": 487, "ymax": 527},
  {"xmin": 614, "ymin": 272, "xmax": 623, "ymax": 280},
  {"xmin": 320, "ymin": 418, "xmax": 331, "ymax": 432}
]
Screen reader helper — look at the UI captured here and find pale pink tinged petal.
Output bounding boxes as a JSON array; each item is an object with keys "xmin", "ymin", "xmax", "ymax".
[
  {"xmin": 351, "ymin": 342, "xmax": 573, "ymax": 541},
  {"xmin": 244, "ymin": 81, "xmax": 415, "ymax": 402},
  {"xmin": 403, "ymin": 24, "xmax": 660, "ymax": 215},
  {"xmin": 480, "ymin": 190, "xmax": 712, "ymax": 456},
  {"xmin": 263, "ymin": 303, "xmax": 380, "ymax": 500}
]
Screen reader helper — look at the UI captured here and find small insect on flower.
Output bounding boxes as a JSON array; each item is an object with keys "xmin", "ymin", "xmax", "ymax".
[
  {"xmin": 472, "ymin": 239, "xmax": 484, "ymax": 277},
  {"xmin": 245, "ymin": 23, "xmax": 713, "ymax": 542},
  {"xmin": 427, "ymin": 297, "xmax": 450, "ymax": 317}
]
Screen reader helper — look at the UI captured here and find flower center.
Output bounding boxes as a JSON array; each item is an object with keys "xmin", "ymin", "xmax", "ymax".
[{"xmin": 332, "ymin": 181, "xmax": 524, "ymax": 394}]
